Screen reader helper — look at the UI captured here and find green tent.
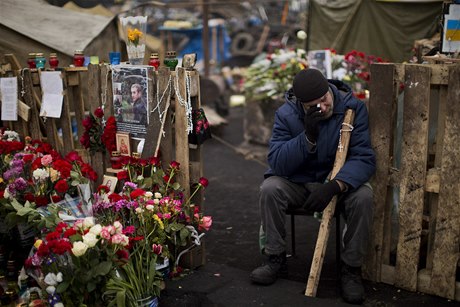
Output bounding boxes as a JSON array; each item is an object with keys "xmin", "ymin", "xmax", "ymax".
[{"xmin": 308, "ymin": 0, "xmax": 443, "ymax": 62}]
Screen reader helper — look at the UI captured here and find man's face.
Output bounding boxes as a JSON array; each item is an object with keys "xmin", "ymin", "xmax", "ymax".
[
  {"xmin": 301, "ymin": 91, "xmax": 334, "ymax": 119},
  {"xmin": 131, "ymin": 87, "xmax": 141, "ymax": 102}
]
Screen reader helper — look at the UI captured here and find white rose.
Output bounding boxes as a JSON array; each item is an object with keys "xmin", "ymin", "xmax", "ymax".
[
  {"xmin": 46, "ymin": 285, "xmax": 56, "ymax": 294},
  {"xmin": 44, "ymin": 273, "xmax": 58, "ymax": 286},
  {"xmin": 83, "ymin": 233, "xmax": 99, "ymax": 248},
  {"xmin": 113, "ymin": 221, "xmax": 122, "ymax": 233},
  {"xmin": 89, "ymin": 224, "xmax": 102, "ymax": 236},
  {"xmin": 145, "ymin": 191, "xmax": 153, "ymax": 198},
  {"xmin": 55, "ymin": 303, "xmax": 64, "ymax": 307},
  {"xmin": 72, "ymin": 241, "xmax": 89, "ymax": 257},
  {"xmin": 297, "ymin": 30, "xmax": 307, "ymax": 40},
  {"xmin": 83, "ymin": 217, "xmax": 95, "ymax": 229},
  {"xmin": 56, "ymin": 272, "xmax": 63, "ymax": 282}
]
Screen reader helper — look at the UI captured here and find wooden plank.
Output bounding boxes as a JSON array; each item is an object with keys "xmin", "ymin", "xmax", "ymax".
[
  {"xmin": 175, "ymin": 67, "xmax": 191, "ymax": 197},
  {"xmin": 68, "ymin": 72, "xmax": 85, "ymax": 148},
  {"xmin": 429, "ymin": 64, "xmax": 460, "ymax": 299},
  {"xmin": 364, "ymin": 63, "xmax": 397, "ymax": 281},
  {"xmin": 395, "ymin": 64, "xmax": 431, "ymax": 291},
  {"xmin": 60, "ymin": 71, "xmax": 74, "ymax": 154},
  {"xmin": 87, "ymin": 64, "xmax": 105, "ymax": 187},
  {"xmin": 305, "ymin": 110, "xmax": 355, "ymax": 297},
  {"xmin": 143, "ymin": 67, "xmax": 171, "ymax": 159},
  {"xmin": 425, "ymin": 168, "xmax": 440, "ymax": 194},
  {"xmin": 22, "ymin": 69, "xmax": 43, "ymax": 140},
  {"xmin": 426, "ymin": 84, "xmax": 448, "ymax": 269},
  {"xmin": 100, "ymin": 64, "xmax": 114, "ymax": 118}
]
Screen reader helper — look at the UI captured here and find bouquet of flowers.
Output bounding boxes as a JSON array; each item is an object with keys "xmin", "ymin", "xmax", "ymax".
[
  {"xmin": 79, "ymin": 107, "xmax": 117, "ymax": 155},
  {"xmin": 25, "ymin": 218, "xmax": 131, "ymax": 306},
  {"xmin": 91, "ymin": 158, "xmax": 212, "ymax": 304},
  {"xmin": 243, "ymin": 48, "xmax": 308, "ymax": 101},
  {"xmin": 330, "ymin": 49, "xmax": 386, "ymax": 100},
  {"xmin": 1, "ymin": 133, "xmax": 98, "ymax": 232}
]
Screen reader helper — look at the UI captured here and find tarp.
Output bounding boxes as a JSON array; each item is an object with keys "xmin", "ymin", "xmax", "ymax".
[
  {"xmin": 0, "ymin": 0, "xmax": 120, "ymax": 66},
  {"xmin": 309, "ymin": 0, "xmax": 442, "ymax": 62}
]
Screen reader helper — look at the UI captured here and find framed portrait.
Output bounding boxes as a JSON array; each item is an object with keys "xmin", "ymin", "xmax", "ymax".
[
  {"xmin": 116, "ymin": 132, "xmax": 131, "ymax": 156},
  {"xmin": 102, "ymin": 175, "xmax": 118, "ymax": 193},
  {"xmin": 307, "ymin": 49, "xmax": 332, "ymax": 79}
]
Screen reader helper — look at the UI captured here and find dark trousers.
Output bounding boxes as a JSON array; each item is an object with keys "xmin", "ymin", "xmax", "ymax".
[{"xmin": 259, "ymin": 176, "xmax": 373, "ymax": 267}]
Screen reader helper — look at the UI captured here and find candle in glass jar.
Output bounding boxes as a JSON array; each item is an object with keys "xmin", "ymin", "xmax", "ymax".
[{"xmin": 73, "ymin": 50, "xmax": 85, "ymax": 67}]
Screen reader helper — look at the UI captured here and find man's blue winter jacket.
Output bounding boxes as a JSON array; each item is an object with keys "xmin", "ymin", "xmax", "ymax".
[{"xmin": 264, "ymin": 80, "xmax": 376, "ymax": 190}]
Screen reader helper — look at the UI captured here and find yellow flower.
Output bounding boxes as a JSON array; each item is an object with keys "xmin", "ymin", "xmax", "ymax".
[
  {"xmin": 34, "ymin": 239, "xmax": 43, "ymax": 249},
  {"xmin": 153, "ymin": 214, "xmax": 164, "ymax": 230},
  {"xmin": 49, "ymin": 168, "xmax": 60, "ymax": 182},
  {"xmin": 127, "ymin": 28, "xmax": 143, "ymax": 45}
]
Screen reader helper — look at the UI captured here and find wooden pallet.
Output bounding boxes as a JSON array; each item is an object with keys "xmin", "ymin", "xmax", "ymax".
[{"xmin": 365, "ymin": 63, "xmax": 460, "ymax": 301}]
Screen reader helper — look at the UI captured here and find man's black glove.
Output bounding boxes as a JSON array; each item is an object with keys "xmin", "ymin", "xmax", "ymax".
[
  {"xmin": 304, "ymin": 105, "xmax": 323, "ymax": 143},
  {"xmin": 304, "ymin": 180, "xmax": 342, "ymax": 212}
]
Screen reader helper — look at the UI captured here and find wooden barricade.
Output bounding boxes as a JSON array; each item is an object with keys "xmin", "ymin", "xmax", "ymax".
[
  {"xmin": 365, "ymin": 63, "xmax": 460, "ymax": 301},
  {"xmin": 0, "ymin": 54, "xmax": 204, "ymax": 210}
]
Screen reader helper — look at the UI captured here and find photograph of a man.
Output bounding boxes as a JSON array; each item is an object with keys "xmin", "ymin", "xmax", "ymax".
[{"xmin": 131, "ymin": 83, "xmax": 147, "ymax": 125}]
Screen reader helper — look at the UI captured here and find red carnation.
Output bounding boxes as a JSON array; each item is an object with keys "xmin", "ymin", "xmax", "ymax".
[
  {"xmin": 102, "ymin": 116, "xmax": 117, "ymax": 152},
  {"xmin": 108, "ymin": 193, "xmax": 123, "ymax": 202},
  {"xmin": 37, "ymin": 242, "xmax": 50, "ymax": 257},
  {"xmin": 0, "ymin": 190, "xmax": 4, "ymax": 199},
  {"xmin": 130, "ymin": 188, "xmax": 145, "ymax": 199},
  {"xmin": 63, "ymin": 228, "xmax": 77, "ymax": 238},
  {"xmin": 23, "ymin": 154, "xmax": 34, "ymax": 163},
  {"xmin": 53, "ymin": 240, "xmax": 72, "ymax": 255},
  {"xmin": 53, "ymin": 159, "xmax": 72, "ymax": 178},
  {"xmin": 54, "ymin": 179, "xmax": 69, "ymax": 194}
]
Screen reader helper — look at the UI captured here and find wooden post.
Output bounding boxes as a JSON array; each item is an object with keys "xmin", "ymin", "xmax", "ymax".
[{"xmin": 305, "ymin": 109, "xmax": 355, "ymax": 297}]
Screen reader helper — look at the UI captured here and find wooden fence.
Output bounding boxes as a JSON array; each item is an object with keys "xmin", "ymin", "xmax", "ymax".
[
  {"xmin": 0, "ymin": 54, "xmax": 203, "ymax": 204},
  {"xmin": 365, "ymin": 62, "xmax": 460, "ymax": 301}
]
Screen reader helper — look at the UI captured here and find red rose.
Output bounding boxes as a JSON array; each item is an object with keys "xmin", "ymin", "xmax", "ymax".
[
  {"xmin": 117, "ymin": 170, "xmax": 129, "ymax": 181},
  {"xmin": 55, "ymin": 222, "xmax": 68, "ymax": 233},
  {"xmin": 198, "ymin": 177, "xmax": 209, "ymax": 188},
  {"xmin": 169, "ymin": 161, "xmax": 180, "ymax": 170},
  {"xmin": 65, "ymin": 151, "xmax": 82, "ymax": 163},
  {"xmin": 80, "ymin": 133, "xmax": 90, "ymax": 148},
  {"xmin": 0, "ymin": 190, "xmax": 4, "ymax": 199},
  {"xmin": 94, "ymin": 107, "xmax": 104, "ymax": 118},
  {"xmin": 116, "ymin": 249, "xmax": 129, "ymax": 260},
  {"xmin": 149, "ymin": 157, "xmax": 159, "ymax": 166},
  {"xmin": 54, "ymin": 180, "xmax": 69, "ymax": 194},
  {"xmin": 35, "ymin": 196, "xmax": 49, "ymax": 207},
  {"xmin": 163, "ymin": 175, "xmax": 170, "ymax": 183},
  {"xmin": 24, "ymin": 193, "xmax": 34, "ymax": 202},
  {"xmin": 82, "ymin": 116, "xmax": 93, "ymax": 130},
  {"xmin": 51, "ymin": 195, "xmax": 62, "ymax": 203}
]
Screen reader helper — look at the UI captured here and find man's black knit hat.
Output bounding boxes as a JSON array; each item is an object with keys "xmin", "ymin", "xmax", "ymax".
[{"xmin": 292, "ymin": 69, "xmax": 329, "ymax": 103}]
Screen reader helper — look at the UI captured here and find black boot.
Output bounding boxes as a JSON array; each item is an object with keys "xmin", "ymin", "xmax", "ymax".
[
  {"xmin": 341, "ymin": 262, "xmax": 365, "ymax": 304},
  {"xmin": 250, "ymin": 252, "xmax": 287, "ymax": 285}
]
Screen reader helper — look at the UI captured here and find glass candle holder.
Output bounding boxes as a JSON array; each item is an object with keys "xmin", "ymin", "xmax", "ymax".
[
  {"xmin": 164, "ymin": 51, "xmax": 178, "ymax": 70},
  {"xmin": 35, "ymin": 53, "xmax": 46, "ymax": 69},
  {"xmin": 49, "ymin": 53, "xmax": 59, "ymax": 69},
  {"xmin": 27, "ymin": 53, "xmax": 36, "ymax": 69},
  {"xmin": 148, "ymin": 53, "xmax": 160, "ymax": 70},
  {"xmin": 110, "ymin": 151, "xmax": 122, "ymax": 169},
  {"xmin": 73, "ymin": 50, "xmax": 85, "ymax": 67}
]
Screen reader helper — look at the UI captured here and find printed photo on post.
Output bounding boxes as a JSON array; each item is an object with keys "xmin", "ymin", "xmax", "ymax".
[{"xmin": 112, "ymin": 65, "xmax": 150, "ymax": 139}]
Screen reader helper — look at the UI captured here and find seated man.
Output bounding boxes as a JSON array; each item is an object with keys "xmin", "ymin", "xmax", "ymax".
[{"xmin": 249, "ymin": 69, "xmax": 376, "ymax": 305}]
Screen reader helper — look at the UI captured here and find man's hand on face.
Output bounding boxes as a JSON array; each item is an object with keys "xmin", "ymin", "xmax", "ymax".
[{"xmin": 304, "ymin": 104, "xmax": 323, "ymax": 143}]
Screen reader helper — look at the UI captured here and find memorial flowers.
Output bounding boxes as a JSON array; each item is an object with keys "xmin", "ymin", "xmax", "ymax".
[
  {"xmin": 91, "ymin": 158, "xmax": 212, "ymax": 304},
  {"xmin": 25, "ymin": 218, "xmax": 130, "ymax": 306},
  {"xmin": 244, "ymin": 48, "xmax": 308, "ymax": 101},
  {"xmin": 80, "ymin": 107, "xmax": 117, "ymax": 155},
  {"xmin": 0, "ymin": 134, "xmax": 97, "ymax": 231}
]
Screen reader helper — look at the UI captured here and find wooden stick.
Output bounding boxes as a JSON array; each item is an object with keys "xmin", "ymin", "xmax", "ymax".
[{"xmin": 305, "ymin": 109, "xmax": 355, "ymax": 297}]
